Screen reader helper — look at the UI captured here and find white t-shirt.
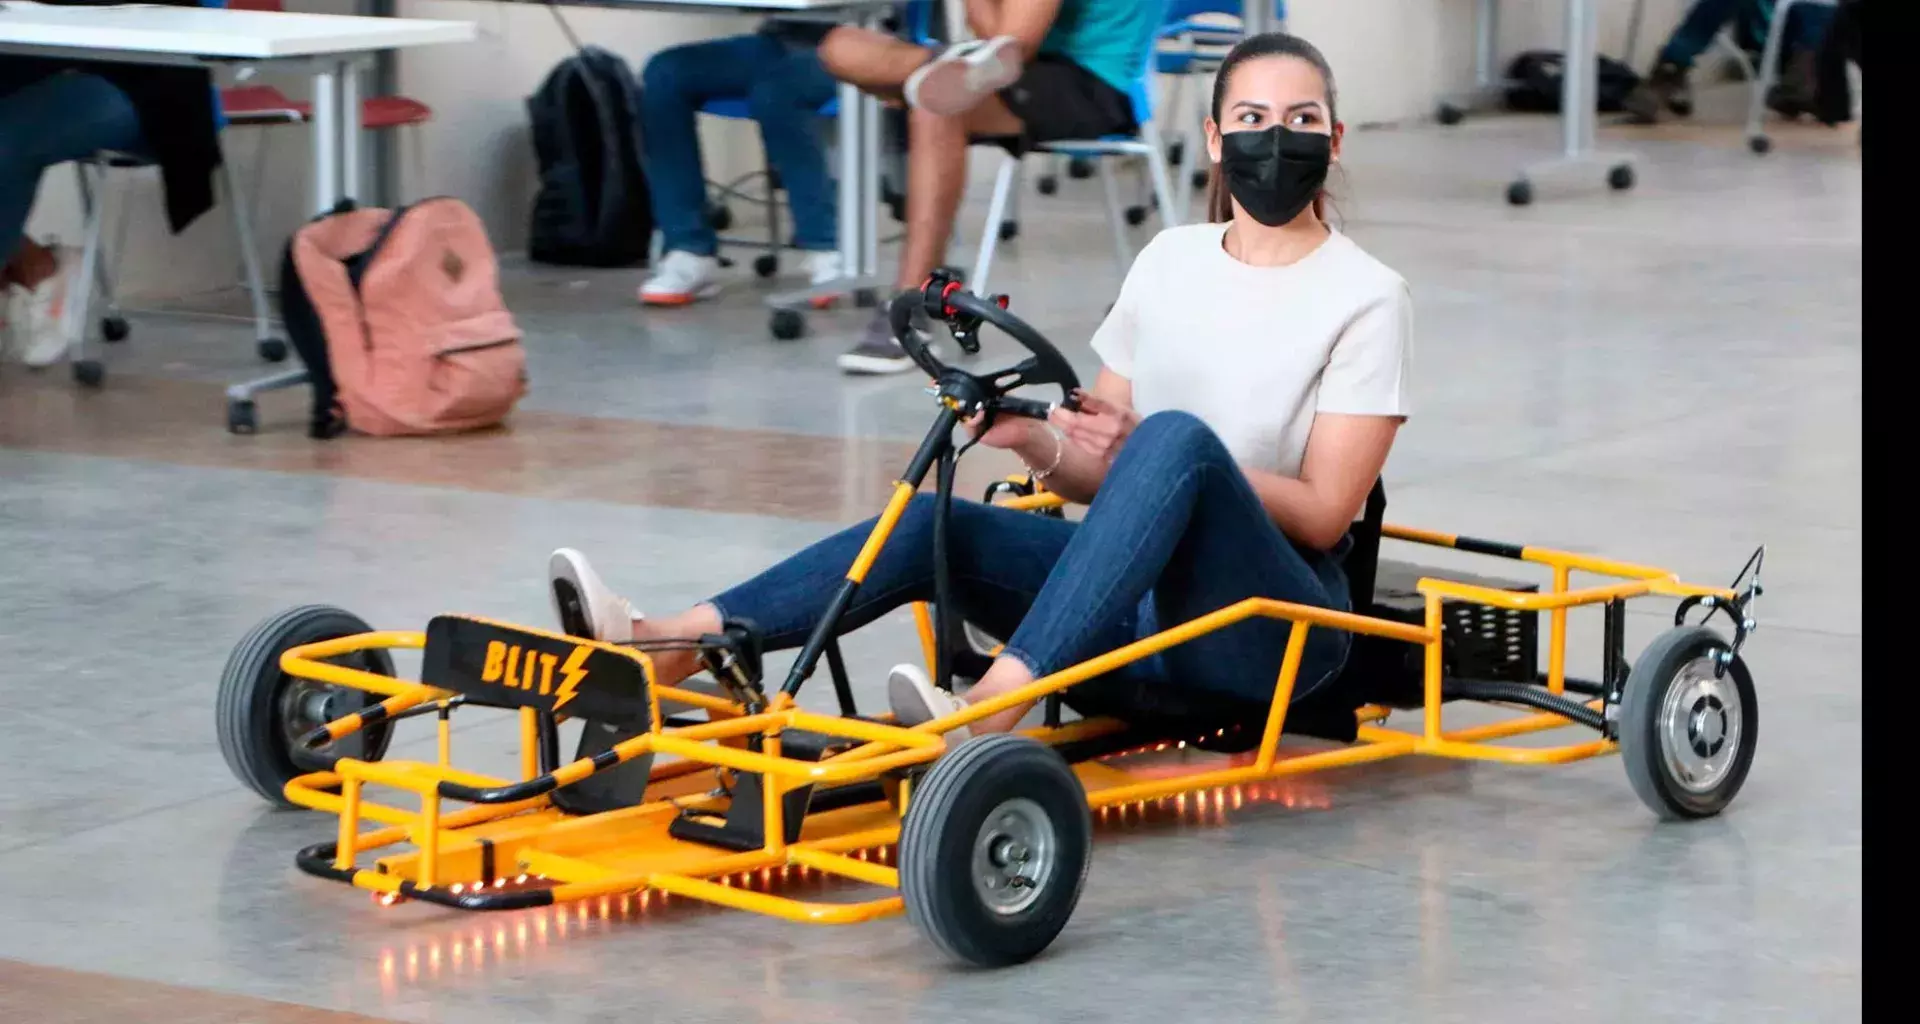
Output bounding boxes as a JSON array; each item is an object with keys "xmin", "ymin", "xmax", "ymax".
[{"xmin": 1090, "ymin": 223, "xmax": 1412, "ymax": 479}]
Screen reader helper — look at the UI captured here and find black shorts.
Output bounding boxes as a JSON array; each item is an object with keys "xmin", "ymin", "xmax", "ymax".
[{"xmin": 992, "ymin": 55, "xmax": 1136, "ymax": 152}]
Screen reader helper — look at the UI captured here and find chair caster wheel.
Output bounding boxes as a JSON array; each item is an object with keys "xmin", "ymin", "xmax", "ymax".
[
  {"xmin": 753, "ymin": 254, "xmax": 780, "ymax": 279},
  {"xmin": 1506, "ymin": 180, "xmax": 1534, "ymax": 206},
  {"xmin": 228, "ymin": 399, "xmax": 259, "ymax": 435},
  {"xmin": 1437, "ymin": 102, "xmax": 1465, "ymax": 126},
  {"xmin": 258, "ymin": 337, "xmax": 289, "ymax": 362},
  {"xmin": 769, "ymin": 308, "xmax": 806, "ymax": 341},
  {"xmin": 1067, "ymin": 157, "xmax": 1094, "ymax": 180},
  {"xmin": 1747, "ymin": 135, "xmax": 1772, "ymax": 155},
  {"xmin": 1124, "ymin": 205, "xmax": 1148, "ymax": 226},
  {"xmin": 1166, "ymin": 140, "xmax": 1185, "ymax": 166},
  {"xmin": 1607, "ymin": 164, "xmax": 1636, "ymax": 191},
  {"xmin": 1036, "ymin": 175, "xmax": 1058, "ymax": 196},
  {"xmin": 705, "ymin": 203, "xmax": 733, "ymax": 231},
  {"xmin": 72, "ymin": 359, "xmax": 105, "ymax": 387},
  {"xmin": 999, "ymin": 220, "xmax": 1020, "ymax": 241},
  {"xmin": 854, "ymin": 288, "xmax": 879, "ymax": 309},
  {"xmin": 101, "ymin": 316, "xmax": 130, "ymax": 343}
]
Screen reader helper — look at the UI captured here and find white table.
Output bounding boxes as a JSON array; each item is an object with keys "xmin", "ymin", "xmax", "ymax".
[
  {"xmin": 0, "ymin": 2, "xmax": 476, "ymax": 214},
  {"xmin": 503, "ymin": 0, "xmax": 901, "ymax": 331}
]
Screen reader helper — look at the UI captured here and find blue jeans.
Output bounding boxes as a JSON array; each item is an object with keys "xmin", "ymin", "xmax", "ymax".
[
  {"xmin": 0, "ymin": 65, "xmax": 146, "ymax": 259},
  {"xmin": 1660, "ymin": 0, "xmax": 1835, "ymax": 68},
  {"xmin": 639, "ymin": 32, "xmax": 837, "ymax": 256},
  {"xmin": 711, "ymin": 412, "xmax": 1353, "ymax": 712}
]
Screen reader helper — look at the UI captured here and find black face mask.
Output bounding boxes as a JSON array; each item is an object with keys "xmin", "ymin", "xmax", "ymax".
[{"xmin": 1219, "ymin": 124, "xmax": 1332, "ymax": 227}]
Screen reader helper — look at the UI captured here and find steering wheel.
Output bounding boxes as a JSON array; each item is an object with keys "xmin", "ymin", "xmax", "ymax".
[{"xmin": 888, "ymin": 273, "xmax": 1082, "ymax": 421}]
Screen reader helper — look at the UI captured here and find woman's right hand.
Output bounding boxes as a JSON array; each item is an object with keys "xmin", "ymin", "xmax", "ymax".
[{"xmin": 964, "ymin": 411, "xmax": 1038, "ymax": 451}]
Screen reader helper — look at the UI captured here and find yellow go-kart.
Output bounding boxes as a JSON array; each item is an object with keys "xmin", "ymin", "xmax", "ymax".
[{"xmin": 216, "ymin": 276, "xmax": 1765, "ymax": 967}]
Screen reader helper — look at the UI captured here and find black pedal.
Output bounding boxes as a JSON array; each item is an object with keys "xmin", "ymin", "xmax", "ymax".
[
  {"xmin": 666, "ymin": 728, "xmax": 858, "ymax": 851},
  {"xmin": 550, "ymin": 719, "xmax": 656, "ymax": 816}
]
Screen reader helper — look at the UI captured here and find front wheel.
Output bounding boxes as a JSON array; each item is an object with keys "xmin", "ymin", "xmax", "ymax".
[
  {"xmin": 1618, "ymin": 626, "xmax": 1758, "ymax": 820},
  {"xmin": 899, "ymin": 734, "xmax": 1091, "ymax": 967},
  {"xmin": 216, "ymin": 605, "xmax": 396, "ymax": 807}
]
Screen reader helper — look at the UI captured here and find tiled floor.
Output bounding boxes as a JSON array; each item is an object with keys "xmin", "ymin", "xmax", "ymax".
[{"xmin": 0, "ymin": 102, "xmax": 1860, "ymax": 1023}]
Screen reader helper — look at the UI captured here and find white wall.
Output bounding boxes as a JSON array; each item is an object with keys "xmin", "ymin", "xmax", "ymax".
[{"xmin": 22, "ymin": 0, "xmax": 1694, "ymax": 300}]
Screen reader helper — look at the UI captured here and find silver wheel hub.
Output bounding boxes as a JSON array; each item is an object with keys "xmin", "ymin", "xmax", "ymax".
[
  {"xmin": 971, "ymin": 798, "xmax": 1056, "ymax": 916},
  {"xmin": 1658, "ymin": 656, "xmax": 1742, "ymax": 793}
]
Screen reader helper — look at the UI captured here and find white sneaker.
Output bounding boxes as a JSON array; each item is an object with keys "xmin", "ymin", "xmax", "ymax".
[
  {"xmin": 905, "ymin": 36, "xmax": 1025, "ymax": 117},
  {"xmin": 638, "ymin": 251, "xmax": 723, "ymax": 307},
  {"xmin": 804, "ymin": 249, "xmax": 843, "ymax": 288},
  {"xmin": 7, "ymin": 248, "xmax": 76, "ymax": 368},
  {"xmin": 887, "ymin": 663, "xmax": 972, "ymax": 740},
  {"xmin": 548, "ymin": 548, "xmax": 641, "ymax": 644}
]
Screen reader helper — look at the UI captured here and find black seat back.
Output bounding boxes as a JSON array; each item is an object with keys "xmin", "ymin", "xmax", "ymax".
[{"xmin": 1344, "ymin": 479, "xmax": 1388, "ymax": 616}]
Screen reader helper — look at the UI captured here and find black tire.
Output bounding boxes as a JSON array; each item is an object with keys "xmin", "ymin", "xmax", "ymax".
[
  {"xmin": 1607, "ymin": 163, "xmax": 1636, "ymax": 191},
  {"xmin": 227, "ymin": 399, "xmax": 258, "ymax": 436},
  {"xmin": 72, "ymin": 360, "xmax": 105, "ymax": 387},
  {"xmin": 705, "ymin": 203, "xmax": 733, "ymax": 231},
  {"xmin": 899, "ymin": 734, "xmax": 1091, "ymax": 967},
  {"xmin": 1190, "ymin": 167, "xmax": 1209, "ymax": 190},
  {"xmin": 101, "ymin": 316, "xmax": 130, "ymax": 343},
  {"xmin": 1036, "ymin": 175, "xmax": 1058, "ymax": 196},
  {"xmin": 258, "ymin": 337, "xmax": 289, "ymax": 363},
  {"xmin": 753, "ymin": 253, "xmax": 780, "ymax": 279},
  {"xmin": 1124, "ymin": 205, "xmax": 1148, "ymax": 227},
  {"xmin": 1618, "ymin": 626, "xmax": 1758, "ymax": 821},
  {"xmin": 998, "ymin": 220, "xmax": 1020, "ymax": 242},
  {"xmin": 216, "ymin": 605, "xmax": 396, "ymax": 807},
  {"xmin": 1506, "ymin": 180, "xmax": 1534, "ymax": 207},
  {"xmin": 769, "ymin": 308, "xmax": 806, "ymax": 341},
  {"xmin": 1066, "ymin": 157, "xmax": 1094, "ymax": 180},
  {"xmin": 1748, "ymin": 135, "xmax": 1773, "ymax": 155},
  {"xmin": 1436, "ymin": 102, "xmax": 1465, "ymax": 126}
]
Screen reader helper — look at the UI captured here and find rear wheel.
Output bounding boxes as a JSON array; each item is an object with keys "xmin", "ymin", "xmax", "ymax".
[
  {"xmin": 1618, "ymin": 626, "xmax": 1758, "ymax": 820},
  {"xmin": 216, "ymin": 605, "xmax": 396, "ymax": 807},
  {"xmin": 899, "ymin": 734, "xmax": 1090, "ymax": 967}
]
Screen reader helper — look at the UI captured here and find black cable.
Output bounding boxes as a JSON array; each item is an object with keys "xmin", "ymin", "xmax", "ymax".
[{"xmin": 544, "ymin": 0, "xmax": 586, "ymax": 55}]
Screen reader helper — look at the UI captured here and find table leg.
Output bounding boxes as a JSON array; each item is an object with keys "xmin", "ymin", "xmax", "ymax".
[
  {"xmin": 1504, "ymin": 0, "xmax": 1636, "ymax": 205},
  {"xmin": 340, "ymin": 58, "xmax": 363, "ymax": 202},
  {"xmin": 311, "ymin": 64, "xmax": 339, "ymax": 214},
  {"xmin": 765, "ymin": 10, "xmax": 889, "ymax": 323}
]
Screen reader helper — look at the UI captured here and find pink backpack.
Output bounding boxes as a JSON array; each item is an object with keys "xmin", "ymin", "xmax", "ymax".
[{"xmin": 281, "ymin": 198, "xmax": 528, "ymax": 438}]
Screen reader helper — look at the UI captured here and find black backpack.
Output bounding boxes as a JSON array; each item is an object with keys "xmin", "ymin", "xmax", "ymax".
[
  {"xmin": 1503, "ymin": 50, "xmax": 1643, "ymax": 114},
  {"xmin": 526, "ymin": 46, "xmax": 653, "ymax": 267}
]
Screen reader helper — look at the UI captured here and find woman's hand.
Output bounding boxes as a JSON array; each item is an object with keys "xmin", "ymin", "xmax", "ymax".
[
  {"xmin": 964, "ymin": 410, "xmax": 1038, "ymax": 451},
  {"xmin": 1050, "ymin": 390, "xmax": 1139, "ymax": 463}
]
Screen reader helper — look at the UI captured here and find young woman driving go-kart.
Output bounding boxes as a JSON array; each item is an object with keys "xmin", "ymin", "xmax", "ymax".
[{"xmin": 550, "ymin": 32, "xmax": 1412, "ymax": 741}]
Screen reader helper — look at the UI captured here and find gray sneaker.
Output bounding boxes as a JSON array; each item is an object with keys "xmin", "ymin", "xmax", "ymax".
[{"xmin": 838, "ymin": 306, "xmax": 931, "ymax": 376}]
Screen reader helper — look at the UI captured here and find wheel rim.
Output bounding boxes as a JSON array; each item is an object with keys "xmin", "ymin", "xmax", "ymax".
[
  {"xmin": 970, "ymin": 797, "xmax": 1057, "ymax": 916},
  {"xmin": 274, "ymin": 653, "xmax": 378, "ymax": 769},
  {"xmin": 1657, "ymin": 655, "xmax": 1743, "ymax": 794}
]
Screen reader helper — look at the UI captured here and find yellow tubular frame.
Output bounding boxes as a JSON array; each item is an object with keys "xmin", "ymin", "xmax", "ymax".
[{"xmin": 272, "ymin": 506, "xmax": 1742, "ymax": 927}]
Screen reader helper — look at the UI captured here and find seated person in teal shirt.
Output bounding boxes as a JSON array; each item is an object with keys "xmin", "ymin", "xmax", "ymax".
[{"xmin": 817, "ymin": 0, "xmax": 1164, "ymax": 375}]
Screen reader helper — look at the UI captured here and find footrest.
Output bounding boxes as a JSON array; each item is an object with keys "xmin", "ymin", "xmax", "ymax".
[{"xmin": 666, "ymin": 728, "xmax": 863, "ymax": 852}]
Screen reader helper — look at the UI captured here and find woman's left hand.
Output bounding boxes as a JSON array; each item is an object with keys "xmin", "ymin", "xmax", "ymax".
[{"xmin": 1050, "ymin": 390, "xmax": 1139, "ymax": 463}]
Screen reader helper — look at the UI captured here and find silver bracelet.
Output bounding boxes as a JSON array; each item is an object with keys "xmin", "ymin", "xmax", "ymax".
[{"xmin": 1024, "ymin": 424, "xmax": 1065, "ymax": 481}]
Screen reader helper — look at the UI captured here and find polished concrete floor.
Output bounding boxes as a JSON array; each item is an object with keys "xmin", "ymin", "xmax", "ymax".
[{"xmin": 0, "ymin": 102, "xmax": 1860, "ymax": 1023}]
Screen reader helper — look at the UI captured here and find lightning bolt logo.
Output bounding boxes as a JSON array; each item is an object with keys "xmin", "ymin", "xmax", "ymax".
[{"xmin": 553, "ymin": 646, "xmax": 591, "ymax": 711}]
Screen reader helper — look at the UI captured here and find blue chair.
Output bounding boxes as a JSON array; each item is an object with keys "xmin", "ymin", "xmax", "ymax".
[{"xmin": 969, "ymin": 6, "xmax": 1183, "ymax": 294}]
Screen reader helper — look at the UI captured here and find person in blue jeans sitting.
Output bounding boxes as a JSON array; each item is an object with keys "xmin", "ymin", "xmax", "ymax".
[
  {"xmin": 0, "ymin": 0, "xmax": 221, "ymax": 368},
  {"xmin": 1625, "ymin": 0, "xmax": 1836, "ymax": 124},
  {"xmin": 636, "ymin": 16, "xmax": 847, "ymax": 307},
  {"xmin": 546, "ymin": 34, "xmax": 1413, "ymax": 739}
]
